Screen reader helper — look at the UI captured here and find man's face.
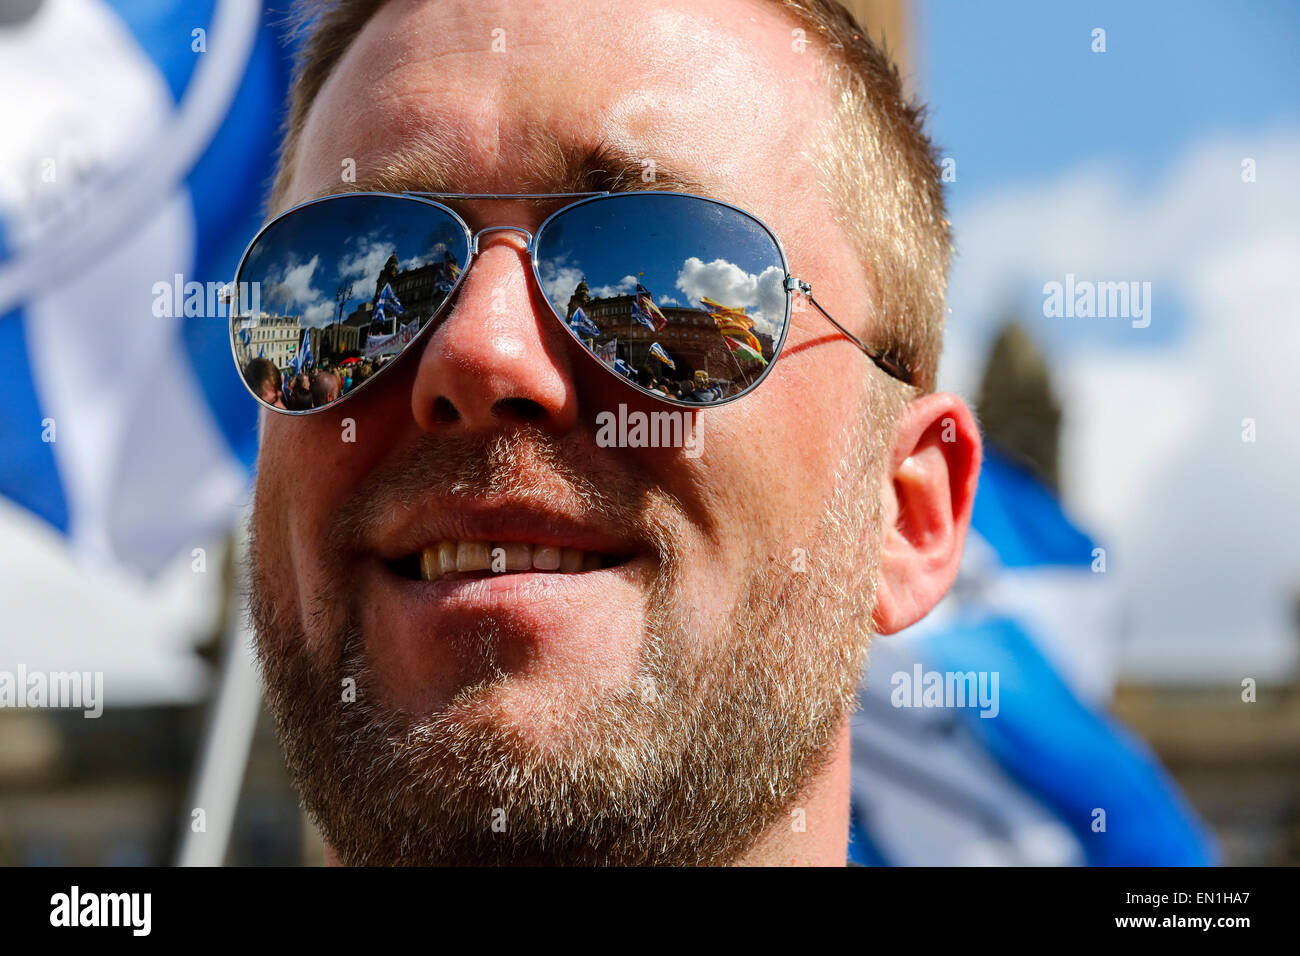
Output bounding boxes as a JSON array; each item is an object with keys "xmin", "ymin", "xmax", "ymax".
[{"xmin": 252, "ymin": 0, "xmax": 902, "ymax": 865}]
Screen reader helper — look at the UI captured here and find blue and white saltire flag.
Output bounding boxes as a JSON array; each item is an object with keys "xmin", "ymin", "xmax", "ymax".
[
  {"xmin": 630, "ymin": 302, "xmax": 658, "ymax": 332},
  {"xmin": 293, "ymin": 327, "xmax": 311, "ymax": 375},
  {"xmin": 373, "ymin": 282, "xmax": 404, "ymax": 329},
  {"xmin": 849, "ymin": 446, "xmax": 1217, "ymax": 865},
  {"xmin": 0, "ymin": 0, "xmax": 294, "ymax": 575},
  {"xmin": 648, "ymin": 341, "xmax": 675, "ymax": 370},
  {"xmin": 568, "ymin": 306, "xmax": 601, "ymax": 338},
  {"xmin": 632, "ymin": 282, "xmax": 667, "ymax": 332}
]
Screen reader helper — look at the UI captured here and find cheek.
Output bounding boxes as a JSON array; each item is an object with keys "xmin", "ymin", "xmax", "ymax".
[
  {"xmin": 706, "ymin": 357, "xmax": 865, "ymax": 556},
  {"xmin": 625, "ymin": 359, "xmax": 863, "ymax": 633},
  {"xmin": 258, "ymin": 408, "xmax": 394, "ymax": 635}
]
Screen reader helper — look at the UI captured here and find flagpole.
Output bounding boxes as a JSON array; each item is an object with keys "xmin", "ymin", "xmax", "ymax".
[{"xmin": 175, "ymin": 513, "xmax": 262, "ymax": 866}]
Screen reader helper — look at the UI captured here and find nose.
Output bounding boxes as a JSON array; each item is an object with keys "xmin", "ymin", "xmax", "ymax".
[{"xmin": 408, "ymin": 230, "xmax": 579, "ymax": 434}]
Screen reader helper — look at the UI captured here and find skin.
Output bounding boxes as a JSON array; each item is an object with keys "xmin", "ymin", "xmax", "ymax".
[{"xmin": 258, "ymin": 0, "xmax": 980, "ymax": 865}]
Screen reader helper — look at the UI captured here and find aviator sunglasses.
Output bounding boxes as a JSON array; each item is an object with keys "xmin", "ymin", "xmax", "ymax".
[{"xmin": 229, "ymin": 190, "xmax": 912, "ymax": 413}]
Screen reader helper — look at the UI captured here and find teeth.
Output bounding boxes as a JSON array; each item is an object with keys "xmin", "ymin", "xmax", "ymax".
[
  {"xmin": 437, "ymin": 541, "xmax": 457, "ymax": 575},
  {"xmin": 456, "ymin": 540, "xmax": 491, "ymax": 572},
  {"xmin": 420, "ymin": 549, "xmax": 438, "ymax": 582},
  {"xmin": 417, "ymin": 541, "xmax": 608, "ymax": 582},
  {"xmin": 498, "ymin": 542, "xmax": 533, "ymax": 571}
]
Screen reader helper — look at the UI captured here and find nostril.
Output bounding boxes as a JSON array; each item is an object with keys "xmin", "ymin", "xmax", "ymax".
[
  {"xmin": 495, "ymin": 397, "xmax": 546, "ymax": 423},
  {"xmin": 432, "ymin": 396, "xmax": 460, "ymax": 424}
]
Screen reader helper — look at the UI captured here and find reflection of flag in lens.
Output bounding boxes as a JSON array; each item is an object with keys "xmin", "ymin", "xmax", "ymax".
[
  {"xmin": 613, "ymin": 357, "xmax": 636, "ymax": 379},
  {"xmin": 702, "ymin": 296, "xmax": 767, "ymax": 365},
  {"xmin": 648, "ymin": 341, "xmax": 676, "ymax": 370},
  {"xmin": 435, "ymin": 254, "xmax": 461, "ymax": 293},
  {"xmin": 294, "ymin": 328, "xmax": 312, "ymax": 374},
  {"xmin": 721, "ymin": 335, "xmax": 767, "ymax": 365},
  {"xmin": 700, "ymin": 296, "xmax": 752, "ymax": 328},
  {"xmin": 632, "ymin": 283, "xmax": 668, "ymax": 332},
  {"xmin": 569, "ymin": 307, "xmax": 602, "ymax": 338},
  {"xmin": 597, "ymin": 338, "xmax": 618, "ymax": 366},
  {"xmin": 374, "ymin": 282, "xmax": 405, "ymax": 325}
]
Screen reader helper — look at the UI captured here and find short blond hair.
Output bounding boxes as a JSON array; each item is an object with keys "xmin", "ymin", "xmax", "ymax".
[{"xmin": 269, "ymin": 0, "xmax": 949, "ymax": 391}]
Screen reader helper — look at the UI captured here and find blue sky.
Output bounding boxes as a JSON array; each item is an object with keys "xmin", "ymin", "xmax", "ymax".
[
  {"xmin": 919, "ymin": 0, "xmax": 1300, "ymax": 198},
  {"xmin": 912, "ymin": 1, "xmax": 1300, "ymax": 682}
]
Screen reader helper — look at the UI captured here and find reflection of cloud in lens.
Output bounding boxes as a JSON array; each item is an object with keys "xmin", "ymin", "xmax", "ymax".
[
  {"xmin": 400, "ymin": 240, "xmax": 448, "ymax": 272},
  {"xmin": 590, "ymin": 274, "xmax": 638, "ymax": 298},
  {"xmin": 264, "ymin": 255, "xmax": 322, "ymax": 310},
  {"xmin": 302, "ymin": 302, "xmax": 334, "ymax": 325},
  {"xmin": 676, "ymin": 257, "xmax": 786, "ymax": 334},
  {"xmin": 538, "ymin": 252, "xmax": 586, "ymax": 310},
  {"xmin": 261, "ymin": 256, "xmax": 339, "ymax": 328},
  {"xmin": 338, "ymin": 234, "xmax": 396, "ymax": 282}
]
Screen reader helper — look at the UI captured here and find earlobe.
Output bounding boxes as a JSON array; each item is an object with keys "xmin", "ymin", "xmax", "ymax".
[{"xmin": 873, "ymin": 393, "xmax": 981, "ymax": 635}]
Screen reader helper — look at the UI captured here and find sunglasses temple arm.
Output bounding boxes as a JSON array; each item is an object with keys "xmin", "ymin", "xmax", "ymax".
[{"xmin": 791, "ymin": 279, "xmax": 913, "ymax": 385}]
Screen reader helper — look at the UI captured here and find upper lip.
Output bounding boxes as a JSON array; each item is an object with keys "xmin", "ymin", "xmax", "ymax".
[{"xmin": 368, "ymin": 498, "xmax": 642, "ymax": 562}]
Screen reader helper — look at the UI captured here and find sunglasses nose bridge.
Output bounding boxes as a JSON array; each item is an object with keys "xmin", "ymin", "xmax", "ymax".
[{"xmin": 470, "ymin": 225, "xmax": 534, "ymax": 255}]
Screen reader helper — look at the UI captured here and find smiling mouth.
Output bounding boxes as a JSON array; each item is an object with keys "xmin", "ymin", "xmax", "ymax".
[{"xmin": 385, "ymin": 540, "xmax": 626, "ymax": 582}]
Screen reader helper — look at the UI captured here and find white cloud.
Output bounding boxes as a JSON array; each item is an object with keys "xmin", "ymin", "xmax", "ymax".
[
  {"xmin": 941, "ymin": 128, "xmax": 1300, "ymax": 682},
  {"xmin": 337, "ymin": 236, "xmax": 395, "ymax": 283},
  {"xmin": 268, "ymin": 255, "xmax": 320, "ymax": 306},
  {"xmin": 539, "ymin": 261, "xmax": 586, "ymax": 312},
  {"xmin": 261, "ymin": 254, "xmax": 337, "ymax": 327},
  {"xmin": 675, "ymin": 257, "xmax": 786, "ymax": 333},
  {"xmin": 590, "ymin": 274, "xmax": 638, "ymax": 299},
  {"xmin": 301, "ymin": 301, "xmax": 335, "ymax": 326}
]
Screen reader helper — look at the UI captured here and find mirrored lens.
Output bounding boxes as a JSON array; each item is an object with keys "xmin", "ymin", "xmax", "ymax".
[
  {"xmin": 535, "ymin": 193, "xmax": 788, "ymax": 406},
  {"xmin": 231, "ymin": 194, "xmax": 469, "ymax": 412}
]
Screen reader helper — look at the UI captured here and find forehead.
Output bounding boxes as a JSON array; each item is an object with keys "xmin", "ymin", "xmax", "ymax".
[{"xmin": 291, "ymin": 0, "xmax": 832, "ymax": 217}]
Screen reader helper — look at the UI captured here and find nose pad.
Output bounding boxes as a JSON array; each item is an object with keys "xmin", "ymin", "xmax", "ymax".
[{"xmin": 472, "ymin": 226, "xmax": 534, "ymax": 254}]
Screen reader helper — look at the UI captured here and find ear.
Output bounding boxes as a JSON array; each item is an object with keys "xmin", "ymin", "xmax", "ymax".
[{"xmin": 873, "ymin": 392, "xmax": 981, "ymax": 634}]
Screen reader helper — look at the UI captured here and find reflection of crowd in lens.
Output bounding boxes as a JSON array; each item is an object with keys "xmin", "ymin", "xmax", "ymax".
[
  {"xmin": 634, "ymin": 365, "xmax": 732, "ymax": 403},
  {"xmin": 245, "ymin": 346, "xmax": 736, "ymax": 409},
  {"xmin": 243, "ymin": 355, "xmax": 392, "ymax": 410}
]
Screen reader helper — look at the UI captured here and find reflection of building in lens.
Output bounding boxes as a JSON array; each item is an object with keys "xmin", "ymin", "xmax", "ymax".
[
  {"xmin": 233, "ymin": 312, "xmax": 305, "ymax": 370},
  {"xmin": 340, "ymin": 302, "xmax": 375, "ymax": 355},
  {"xmin": 369, "ymin": 252, "xmax": 459, "ymax": 332},
  {"xmin": 307, "ymin": 321, "xmax": 361, "ymax": 366},
  {"xmin": 572, "ymin": 292, "xmax": 773, "ymax": 387}
]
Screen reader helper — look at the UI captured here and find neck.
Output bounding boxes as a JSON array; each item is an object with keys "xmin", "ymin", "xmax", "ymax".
[
  {"xmin": 323, "ymin": 715, "xmax": 853, "ymax": 867},
  {"xmin": 732, "ymin": 715, "xmax": 852, "ymax": 866}
]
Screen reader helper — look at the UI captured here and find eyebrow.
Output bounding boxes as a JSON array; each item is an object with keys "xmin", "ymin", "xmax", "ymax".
[{"xmin": 317, "ymin": 130, "xmax": 709, "ymax": 202}]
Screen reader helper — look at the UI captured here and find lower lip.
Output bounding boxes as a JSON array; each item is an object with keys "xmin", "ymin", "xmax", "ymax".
[{"xmin": 363, "ymin": 555, "xmax": 654, "ymax": 626}]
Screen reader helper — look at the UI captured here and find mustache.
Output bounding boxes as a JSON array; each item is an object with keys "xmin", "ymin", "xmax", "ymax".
[{"xmin": 324, "ymin": 426, "xmax": 686, "ymax": 558}]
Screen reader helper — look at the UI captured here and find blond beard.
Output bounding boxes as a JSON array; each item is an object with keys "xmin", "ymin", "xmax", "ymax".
[{"xmin": 249, "ymin": 385, "xmax": 901, "ymax": 865}]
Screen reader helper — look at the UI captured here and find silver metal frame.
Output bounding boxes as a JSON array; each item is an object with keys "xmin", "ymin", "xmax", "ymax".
[{"xmin": 228, "ymin": 190, "xmax": 911, "ymax": 416}]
